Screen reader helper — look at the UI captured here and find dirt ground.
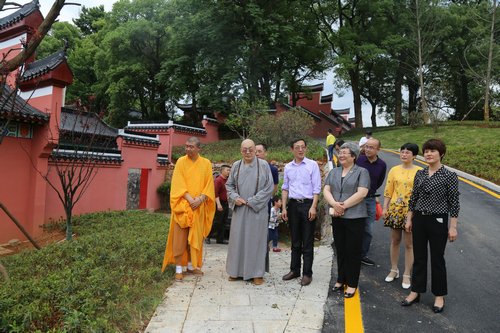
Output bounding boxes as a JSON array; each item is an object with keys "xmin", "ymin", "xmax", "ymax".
[{"xmin": 0, "ymin": 228, "xmax": 67, "ymax": 257}]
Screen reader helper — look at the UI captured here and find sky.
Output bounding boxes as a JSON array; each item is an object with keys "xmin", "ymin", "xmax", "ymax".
[{"xmin": 11, "ymin": 0, "xmax": 389, "ymax": 127}]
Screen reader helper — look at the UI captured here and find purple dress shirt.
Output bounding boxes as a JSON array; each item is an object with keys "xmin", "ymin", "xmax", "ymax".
[{"xmin": 282, "ymin": 157, "xmax": 321, "ymax": 199}]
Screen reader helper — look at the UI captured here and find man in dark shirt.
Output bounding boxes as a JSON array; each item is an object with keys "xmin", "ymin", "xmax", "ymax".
[
  {"xmin": 255, "ymin": 143, "xmax": 280, "ymax": 208},
  {"xmin": 206, "ymin": 165, "xmax": 231, "ymax": 244},
  {"xmin": 356, "ymin": 138, "xmax": 387, "ymax": 266}
]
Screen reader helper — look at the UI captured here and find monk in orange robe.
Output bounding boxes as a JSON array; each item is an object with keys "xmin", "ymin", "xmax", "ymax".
[{"xmin": 162, "ymin": 137, "xmax": 216, "ymax": 282}]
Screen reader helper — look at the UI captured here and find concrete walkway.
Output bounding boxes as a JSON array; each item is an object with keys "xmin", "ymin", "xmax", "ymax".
[{"xmin": 146, "ymin": 244, "xmax": 333, "ymax": 333}]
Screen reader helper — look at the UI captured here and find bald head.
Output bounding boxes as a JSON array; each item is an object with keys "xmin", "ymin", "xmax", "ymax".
[
  {"xmin": 185, "ymin": 137, "xmax": 201, "ymax": 160},
  {"xmin": 240, "ymin": 139, "xmax": 256, "ymax": 164},
  {"xmin": 187, "ymin": 136, "xmax": 201, "ymax": 147}
]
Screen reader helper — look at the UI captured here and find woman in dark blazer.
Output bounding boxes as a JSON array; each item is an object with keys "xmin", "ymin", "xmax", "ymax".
[
  {"xmin": 402, "ymin": 138, "xmax": 460, "ymax": 313},
  {"xmin": 323, "ymin": 142, "xmax": 370, "ymax": 298}
]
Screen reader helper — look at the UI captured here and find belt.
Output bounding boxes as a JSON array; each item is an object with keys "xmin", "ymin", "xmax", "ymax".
[
  {"xmin": 418, "ymin": 211, "xmax": 436, "ymax": 216},
  {"xmin": 290, "ymin": 198, "xmax": 313, "ymax": 203},
  {"xmin": 366, "ymin": 194, "xmax": 378, "ymax": 198}
]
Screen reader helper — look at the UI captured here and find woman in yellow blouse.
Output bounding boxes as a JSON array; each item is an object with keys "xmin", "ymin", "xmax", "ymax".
[{"xmin": 381, "ymin": 143, "xmax": 422, "ymax": 289}]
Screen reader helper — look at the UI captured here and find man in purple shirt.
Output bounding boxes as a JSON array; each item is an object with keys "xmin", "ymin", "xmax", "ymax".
[
  {"xmin": 281, "ymin": 138, "xmax": 322, "ymax": 286},
  {"xmin": 356, "ymin": 138, "xmax": 387, "ymax": 266}
]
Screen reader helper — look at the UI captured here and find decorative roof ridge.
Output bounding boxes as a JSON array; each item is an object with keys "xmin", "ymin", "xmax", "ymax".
[
  {"xmin": 0, "ymin": 85, "xmax": 49, "ymax": 122},
  {"xmin": 319, "ymin": 110, "xmax": 340, "ymax": 125},
  {"xmin": 297, "ymin": 105, "xmax": 321, "ymax": 121},
  {"xmin": 118, "ymin": 129, "xmax": 161, "ymax": 147},
  {"xmin": 21, "ymin": 41, "xmax": 70, "ymax": 81},
  {"xmin": 0, "ymin": 0, "xmax": 40, "ymax": 30}
]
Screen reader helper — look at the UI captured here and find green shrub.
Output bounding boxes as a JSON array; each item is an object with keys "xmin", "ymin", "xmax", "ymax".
[
  {"xmin": 0, "ymin": 211, "xmax": 173, "ymax": 333},
  {"xmin": 156, "ymin": 181, "xmax": 171, "ymax": 195},
  {"xmin": 157, "ymin": 182, "xmax": 171, "ymax": 211}
]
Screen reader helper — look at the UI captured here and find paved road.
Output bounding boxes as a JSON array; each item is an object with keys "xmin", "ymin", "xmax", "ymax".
[{"xmin": 322, "ymin": 149, "xmax": 500, "ymax": 333}]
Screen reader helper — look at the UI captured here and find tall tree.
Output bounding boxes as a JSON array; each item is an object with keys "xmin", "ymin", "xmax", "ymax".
[
  {"xmin": 464, "ymin": 0, "xmax": 500, "ymax": 121},
  {"xmin": 309, "ymin": 0, "xmax": 387, "ymax": 128},
  {"xmin": 94, "ymin": 0, "xmax": 175, "ymax": 123}
]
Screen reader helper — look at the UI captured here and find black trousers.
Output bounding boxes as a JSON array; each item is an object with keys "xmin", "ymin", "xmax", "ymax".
[
  {"xmin": 211, "ymin": 201, "xmax": 228, "ymax": 243},
  {"xmin": 411, "ymin": 212, "xmax": 449, "ymax": 296},
  {"xmin": 332, "ymin": 217, "xmax": 365, "ymax": 288},
  {"xmin": 288, "ymin": 200, "xmax": 316, "ymax": 277}
]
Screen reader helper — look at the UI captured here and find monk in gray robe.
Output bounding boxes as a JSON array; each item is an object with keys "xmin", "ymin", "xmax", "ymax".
[{"xmin": 226, "ymin": 139, "xmax": 274, "ymax": 285}]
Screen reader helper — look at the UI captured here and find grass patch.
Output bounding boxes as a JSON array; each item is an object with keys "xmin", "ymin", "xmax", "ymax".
[
  {"xmin": 446, "ymin": 145, "xmax": 500, "ymax": 184},
  {"xmin": 338, "ymin": 124, "xmax": 500, "ymax": 149},
  {"xmin": 0, "ymin": 210, "xmax": 173, "ymax": 333},
  {"xmin": 172, "ymin": 137, "xmax": 326, "ymax": 163}
]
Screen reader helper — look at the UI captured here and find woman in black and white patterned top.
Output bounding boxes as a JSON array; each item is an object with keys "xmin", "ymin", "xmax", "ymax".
[{"xmin": 401, "ymin": 139, "xmax": 460, "ymax": 314}]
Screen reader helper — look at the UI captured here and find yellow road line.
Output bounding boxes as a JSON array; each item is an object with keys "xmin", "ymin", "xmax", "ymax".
[
  {"xmin": 381, "ymin": 149, "xmax": 500, "ymax": 199},
  {"xmin": 345, "ymin": 287, "xmax": 364, "ymax": 333}
]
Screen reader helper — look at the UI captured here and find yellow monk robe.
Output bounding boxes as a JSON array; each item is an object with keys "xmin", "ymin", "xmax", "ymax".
[{"xmin": 162, "ymin": 155, "xmax": 216, "ymax": 272}]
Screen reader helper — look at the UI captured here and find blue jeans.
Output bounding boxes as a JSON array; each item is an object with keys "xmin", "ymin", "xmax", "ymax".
[
  {"xmin": 362, "ymin": 197, "xmax": 377, "ymax": 259},
  {"xmin": 327, "ymin": 145, "xmax": 334, "ymax": 160},
  {"xmin": 269, "ymin": 228, "xmax": 278, "ymax": 248}
]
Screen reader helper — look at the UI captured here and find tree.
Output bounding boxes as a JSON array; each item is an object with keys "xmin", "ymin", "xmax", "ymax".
[
  {"xmin": 309, "ymin": 0, "xmax": 388, "ymax": 128},
  {"xmin": 93, "ymin": 0, "xmax": 175, "ymax": 122},
  {"xmin": 22, "ymin": 97, "xmax": 118, "ymax": 241},
  {"xmin": 72, "ymin": 4, "xmax": 106, "ymax": 36},
  {"xmin": 464, "ymin": 0, "xmax": 500, "ymax": 121},
  {"xmin": 224, "ymin": 97, "xmax": 268, "ymax": 139},
  {"xmin": 35, "ymin": 21, "xmax": 81, "ymax": 60}
]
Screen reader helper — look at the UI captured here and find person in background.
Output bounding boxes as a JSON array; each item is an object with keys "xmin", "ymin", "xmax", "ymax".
[
  {"xmin": 162, "ymin": 137, "xmax": 216, "ymax": 282},
  {"xmin": 323, "ymin": 142, "xmax": 370, "ymax": 298},
  {"xmin": 402, "ymin": 139, "xmax": 460, "ymax": 314},
  {"xmin": 332, "ymin": 139, "xmax": 345, "ymax": 168},
  {"xmin": 326, "ymin": 129, "xmax": 336, "ymax": 161},
  {"xmin": 359, "ymin": 130, "xmax": 373, "ymax": 149},
  {"xmin": 381, "ymin": 143, "xmax": 422, "ymax": 289},
  {"xmin": 269, "ymin": 195, "xmax": 282, "ymax": 252},
  {"xmin": 255, "ymin": 142, "xmax": 280, "ymax": 207},
  {"xmin": 206, "ymin": 165, "xmax": 231, "ymax": 245},
  {"xmin": 356, "ymin": 138, "xmax": 387, "ymax": 266},
  {"xmin": 281, "ymin": 138, "xmax": 321, "ymax": 286}
]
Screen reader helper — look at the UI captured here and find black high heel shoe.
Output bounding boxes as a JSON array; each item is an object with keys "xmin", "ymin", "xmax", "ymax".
[
  {"xmin": 344, "ymin": 288, "xmax": 357, "ymax": 298},
  {"xmin": 432, "ymin": 298, "xmax": 445, "ymax": 313},
  {"xmin": 332, "ymin": 284, "xmax": 344, "ymax": 292},
  {"xmin": 401, "ymin": 293, "xmax": 420, "ymax": 306}
]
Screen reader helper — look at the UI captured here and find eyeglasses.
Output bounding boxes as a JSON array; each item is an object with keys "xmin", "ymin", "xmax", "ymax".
[
  {"xmin": 365, "ymin": 146, "xmax": 378, "ymax": 150},
  {"xmin": 293, "ymin": 146, "xmax": 306, "ymax": 151},
  {"xmin": 241, "ymin": 148, "xmax": 254, "ymax": 153}
]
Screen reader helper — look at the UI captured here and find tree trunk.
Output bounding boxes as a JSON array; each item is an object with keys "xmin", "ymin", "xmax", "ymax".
[
  {"xmin": 370, "ymin": 102, "xmax": 377, "ymax": 128},
  {"xmin": 416, "ymin": 0, "xmax": 428, "ymax": 124},
  {"xmin": 0, "ymin": 201, "xmax": 41, "ymax": 249},
  {"xmin": 65, "ymin": 206, "xmax": 73, "ymax": 241},
  {"xmin": 394, "ymin": 53, "xmax": 406, "ymax": 126},
  {"xmin": 0, "ymin": 262, "xmax": 9, "ymax": 281},
  {"xmin": 484, "ymin": 0, "xmax": 497, "ymax": 122},
  {"xmin": 349, "ymin": 68, "xmax": 363, "ymax": 128}
]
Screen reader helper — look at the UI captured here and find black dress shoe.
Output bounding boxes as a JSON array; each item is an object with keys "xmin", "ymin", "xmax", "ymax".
[
  {"xmin": 204, "ymin": 238, "xmax": 211, "ymax": 244},
  {"xmin": 401, "ymin": 293, "xmax": 420, "ymax": 306},
  {"xmin": 216, "ymin": 240, "xmax": 229, "ymax": 244},
  {"xmin": 301, "ymin": 276, "xmax": 312, "ymax": 286},
  {"xmin": 282, "ymin": 271, "xmax": 300, "ymax": 280},
  {"xmin": 432, "ymin": 298, "xmax": 445, "ymax": 313},
  {"xmin": 344, "ymin": 288, "xmax": 357, "ymax": 298},
  {"xmin": 332, "ymin": 284, "xmax": 344, "ymax": 292}
]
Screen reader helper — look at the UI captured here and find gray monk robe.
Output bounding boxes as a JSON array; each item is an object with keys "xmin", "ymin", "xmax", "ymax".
[{"xmin": 225, "ymin": 157, "xmax": 274, "ymax": 280}]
